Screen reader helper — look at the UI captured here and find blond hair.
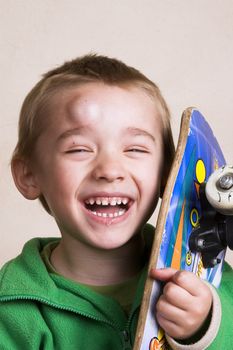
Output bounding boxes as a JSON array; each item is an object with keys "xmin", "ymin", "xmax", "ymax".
[{"xmin": 12, "ymin": 54, "xmax": 175, "ymax": 212}]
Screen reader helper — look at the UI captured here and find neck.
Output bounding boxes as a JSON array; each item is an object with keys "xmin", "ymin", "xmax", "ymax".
[{"xmin": 50, "ymin": 234, "xmax": 145, "ymax": 286}]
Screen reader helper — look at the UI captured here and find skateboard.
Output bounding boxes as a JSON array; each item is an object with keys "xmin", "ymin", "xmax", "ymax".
[{"xmin": 133, "ymin": 107, "xmax": 233, "ymax": 350}]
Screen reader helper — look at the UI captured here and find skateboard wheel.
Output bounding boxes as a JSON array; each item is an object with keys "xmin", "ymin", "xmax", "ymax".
[{"xmin": 205, "ymin": 165, "xmax": 233, "ymax": 215}]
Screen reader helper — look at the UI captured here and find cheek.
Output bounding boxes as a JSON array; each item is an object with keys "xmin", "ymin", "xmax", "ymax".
[
  {"xmin": 143, "ymin": 155, "xmax": 163, "ymax": 196},
  {"xmin": 143, "ymin": 153, "xmax": 163, "ymax": 181},
  {"xmin": 134, "ymin": 164, "xmax": 161, "ymax": 205},
  {"xmin": 35, "ymin": 162, "xmax": 74, "ymax": 198}
]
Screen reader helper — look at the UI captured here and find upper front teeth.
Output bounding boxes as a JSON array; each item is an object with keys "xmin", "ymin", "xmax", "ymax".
[{"xmin": 85, "ymin": 197, "xmax": 129, "ymax": 206}]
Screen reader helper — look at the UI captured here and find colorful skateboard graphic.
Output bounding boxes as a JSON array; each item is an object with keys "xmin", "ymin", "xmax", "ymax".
[{"xmin": 134, "ymin": 108, "xmax": 226, "ymax": 350}]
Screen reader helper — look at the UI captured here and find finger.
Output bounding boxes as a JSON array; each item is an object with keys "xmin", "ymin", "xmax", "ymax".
[
  {"xmin": 150, "ymin": 267, "xmax": 178, "ymax": 282},
  {"xmin": 151, "ymin": 268, "xmax": 212, "ymax": 303},
  {"xmin": 162, "ymin": 281, "xmax": 192, "ymax": 310},
  {"xmin": 156, "ymin": 294, "xmax": 186, "ymax": 320},
  {"xmin": 171, "ymin": 270, "xmax": 210, "ymax": 297},
  {"xmin": 156, "ymin": 312, "xmax": 186, "ymax": 339},
  {"xmin": 151, "ymin": 268, "xmax": 209, "ymax": 297}
]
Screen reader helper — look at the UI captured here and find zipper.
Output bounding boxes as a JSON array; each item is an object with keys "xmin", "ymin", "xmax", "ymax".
[
  {"xmin": 121, "ymin": 305, "xmax": 140, "ymax": 349},
  {"xmin": 122, "ymin": 330, "xmax": 132, "ymax": 350},
  {"xmin": 0, "ymin": 294, "xmax": 117, "ymax": 328}
]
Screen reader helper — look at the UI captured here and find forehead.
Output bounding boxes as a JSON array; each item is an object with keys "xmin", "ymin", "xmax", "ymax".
[{"xmin": 45, "ymin": 82, "xmax": 163, "ymax": 135}]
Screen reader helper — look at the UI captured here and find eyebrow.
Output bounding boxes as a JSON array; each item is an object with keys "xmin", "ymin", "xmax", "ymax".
[
  {"xmin": 57, "ymin": 126, "xmax": 89, "ymax": 141},
  {"xmin": 57, "ymin": 126, "xmax": 156, "ymax": 143},
  {"xmin": 126, "ymin": 127, "xmax": 156, "ymax": 142}
]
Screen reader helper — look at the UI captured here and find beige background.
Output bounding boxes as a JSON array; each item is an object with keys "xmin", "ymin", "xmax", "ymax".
[{"xmin": 1, "ymin": 1, "xmax": 233, "ymax": 267}]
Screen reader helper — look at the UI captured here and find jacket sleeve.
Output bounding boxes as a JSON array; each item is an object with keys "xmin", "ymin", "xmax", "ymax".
[{"xmin": 207, "ymin": 262, "xmax": 233, "ymax": 349}]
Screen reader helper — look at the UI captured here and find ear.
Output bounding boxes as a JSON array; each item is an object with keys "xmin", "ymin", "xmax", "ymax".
[{"xmin": 11, "ymin": 158, "xmax": 41, "ymax": 200}]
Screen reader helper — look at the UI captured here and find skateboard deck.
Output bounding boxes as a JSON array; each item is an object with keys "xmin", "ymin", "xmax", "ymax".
[{"xmin": 134, "ymin": 107, "xmax": 226, "ymax": 350}]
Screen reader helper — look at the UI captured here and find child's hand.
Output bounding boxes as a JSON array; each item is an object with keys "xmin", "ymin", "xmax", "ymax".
[{"xmin": 150, "ymin": 268, "xmax": 213, "ymax": 340}]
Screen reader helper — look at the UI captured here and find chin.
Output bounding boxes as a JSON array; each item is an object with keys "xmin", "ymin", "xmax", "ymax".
[{"xmin": 91, "ymin": 236, "xmax": 131, "ymax": 251}]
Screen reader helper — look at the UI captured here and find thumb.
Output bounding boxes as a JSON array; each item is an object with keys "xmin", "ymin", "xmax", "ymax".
[{"xmin": 150, "ymin": 267, "xmax": 179, "ymax": 282}]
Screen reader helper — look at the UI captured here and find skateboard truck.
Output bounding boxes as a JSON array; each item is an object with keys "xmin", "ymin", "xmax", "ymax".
[{"xmin": 189, "ymin": 166, "xmax": 233, "ymax": 268}]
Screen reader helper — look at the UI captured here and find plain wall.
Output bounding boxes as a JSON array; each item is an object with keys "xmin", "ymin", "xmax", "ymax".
[{"xmin": 1, "ymin": 0, "xmax": 233, "ymax": 266}]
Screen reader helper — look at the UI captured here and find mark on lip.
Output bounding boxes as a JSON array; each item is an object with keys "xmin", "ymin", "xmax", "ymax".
[{"xmin": 85, "ymin": 205, "xmax": 129, "ymax": 226}]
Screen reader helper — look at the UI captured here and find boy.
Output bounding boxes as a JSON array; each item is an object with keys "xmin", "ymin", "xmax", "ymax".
[{"xmin": 0, "ymin": 54, "xmax": 232, "ymax": 350}]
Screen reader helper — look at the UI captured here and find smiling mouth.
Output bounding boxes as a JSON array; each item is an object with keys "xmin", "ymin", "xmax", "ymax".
[{"xmin": 84, "ymin": 197, "xmax": 131, "ymax": 218}]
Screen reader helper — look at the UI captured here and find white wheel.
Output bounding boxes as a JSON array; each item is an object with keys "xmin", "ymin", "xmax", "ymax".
[{"xmin": 205, "ymin": 165, "xmax": 233, "ymax": 215}]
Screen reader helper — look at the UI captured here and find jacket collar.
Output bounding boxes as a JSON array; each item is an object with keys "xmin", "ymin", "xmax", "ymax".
[{"xmin": 0, "ymin": 225, "xmax": 155, "ymax": 327}]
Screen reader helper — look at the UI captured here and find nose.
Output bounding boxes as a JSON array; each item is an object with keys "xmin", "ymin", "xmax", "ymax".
[{"xmin": 91, "ymin": 152, "xmax": 125, "ymax": 183}]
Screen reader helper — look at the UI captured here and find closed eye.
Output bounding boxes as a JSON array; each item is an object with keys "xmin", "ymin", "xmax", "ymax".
[
  {"xmin": 126, "ymin": 148, "xmax": 149, "ymax": 153},
  {"xmin": 66, "ymin": 148, "xmax": 92, "ymax": 153}
]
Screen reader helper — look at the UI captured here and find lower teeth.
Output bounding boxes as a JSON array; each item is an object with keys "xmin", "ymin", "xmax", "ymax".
[{"xmin": 91, "ymin": 210, "xmax": 125, "ymax": 218}]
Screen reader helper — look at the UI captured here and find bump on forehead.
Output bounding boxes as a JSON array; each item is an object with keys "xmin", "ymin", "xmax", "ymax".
[
  {"xmin": 65, "ymin": 83, "xmax": 162, "ymax": 122},
  {"xmin": 44, "ymin": 82, "xmax": 164, "ymax": 134},
  {"xmin": 66, "ymin": 92, "xmax": 100, "ymax": 125}
]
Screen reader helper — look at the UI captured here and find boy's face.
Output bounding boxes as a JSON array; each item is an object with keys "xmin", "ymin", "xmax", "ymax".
[{"xmin": 32, "ymin": 83, "xmax": 164, "ymax": 250}]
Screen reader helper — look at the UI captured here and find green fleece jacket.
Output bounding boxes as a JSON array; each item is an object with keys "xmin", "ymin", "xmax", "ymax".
[{"xmin": 0, "ymin": 231, "xmax": 233, "ymax": 349}]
